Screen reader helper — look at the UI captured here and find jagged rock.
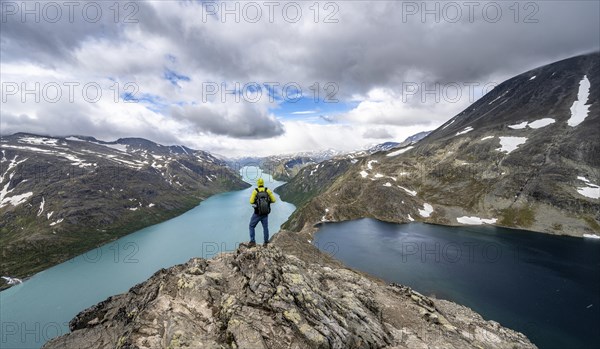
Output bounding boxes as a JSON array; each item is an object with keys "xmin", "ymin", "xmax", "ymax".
[{"xmin": 43, "ymin": 232, "xmax": 537, "ymax": 349}]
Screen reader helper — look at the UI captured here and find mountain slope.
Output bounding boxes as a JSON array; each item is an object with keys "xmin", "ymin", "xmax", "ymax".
[
  {"xmin": 279, "ymin": 52, "xmax": 600, "ymax": 236},
  {"xmin": 0, "ymin": 133, "xmax": 249, "ymax": 283},
  {"xmin": 43, "ymin": 235, "xmax": 536, "ymax": 349},
  {"xmin": 368, "ymin": 131, "xmax": 431, "ymax": 154},
  {"xmin": 258, "ymin": 149, "xmax": 345, "ymax": 181}
]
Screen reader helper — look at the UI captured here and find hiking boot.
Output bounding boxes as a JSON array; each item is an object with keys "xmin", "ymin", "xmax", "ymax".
[
  {"xmin": 263, "ymin": 242, "xmax": 269, "ymax": 248},
  {"xmin": 248, "ymin": 241, "xmax": 256, "ymax": 248}
]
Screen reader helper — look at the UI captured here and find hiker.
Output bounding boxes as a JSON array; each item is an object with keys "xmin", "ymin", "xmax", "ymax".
[{"xmin": 248, "ymin": 178, "xmax": 276, "ymax": 247}]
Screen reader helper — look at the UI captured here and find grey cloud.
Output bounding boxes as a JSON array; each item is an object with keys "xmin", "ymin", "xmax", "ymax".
[
  {"xmin": 3, "ymin": 1, "xmax": 598, "ymax": 93},
  {"xmin": 0, "ymin": 1, "xmax": 125, "ymax": 64},
  {"xmin": 132, "ymin": 1, "xmax": 599, "ymax": 106},
  {"xmin": 170, "ymin": 104, "xmax": 284, "ymax": 139},
  {"xmin": 363, "ymin": 128, "xmax": 393, "ymax": 139},
  {"xmin": 0, "ymin": 106, "xmax": 180, "ymax": 146},
  {"xmin": 1, "ymin": 0, "xmax": 599, "ymax": 143}
]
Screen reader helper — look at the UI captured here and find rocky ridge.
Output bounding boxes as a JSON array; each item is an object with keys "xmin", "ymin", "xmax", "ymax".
[{"xmin": 43, "ymin": 232, "xmax": 537, "ymax": 349}]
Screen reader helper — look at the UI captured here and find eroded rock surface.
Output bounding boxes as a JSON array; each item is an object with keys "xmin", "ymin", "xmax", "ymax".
[{"xmin": 44, "ymin": 233, "xmax": 536, "ymax": 349}]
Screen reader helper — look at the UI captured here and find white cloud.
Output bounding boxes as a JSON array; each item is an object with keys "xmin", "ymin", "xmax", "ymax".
[
  {"xmin": 179, "ymin": 120, "xmax": 431, "ymax": 157},
  {"xmin": 1, "ymin": 0, "xmax": 598, "ymax": 156},
  {"xmin": 336, "ymin": 87, "xmax": 474, "ymax": 126}
]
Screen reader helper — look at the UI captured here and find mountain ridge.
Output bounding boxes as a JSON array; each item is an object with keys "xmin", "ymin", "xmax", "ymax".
[
  {"xmin": 277, "ymin": 52, "xmax": 600, "ymax": 236},
  {"xmin": 0, "ymin": 133, "xmax": 249, "ymax": 285}
]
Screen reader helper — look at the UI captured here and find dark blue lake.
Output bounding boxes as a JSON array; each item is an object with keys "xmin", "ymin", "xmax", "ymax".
[{"xmin": 313, "ymin": 219, "xmax": 600, "ymax": 349}]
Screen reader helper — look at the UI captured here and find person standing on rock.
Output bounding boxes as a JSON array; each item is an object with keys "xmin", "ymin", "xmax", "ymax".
[{"xmin": 248, "ymin": 178, "xmax": 276, "ymax": 247}]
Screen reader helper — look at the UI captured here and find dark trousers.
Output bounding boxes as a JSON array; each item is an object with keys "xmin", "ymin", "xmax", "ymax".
[{"xmin": 249, "ymin": 213, "xmax": 269, "ymax": 243}]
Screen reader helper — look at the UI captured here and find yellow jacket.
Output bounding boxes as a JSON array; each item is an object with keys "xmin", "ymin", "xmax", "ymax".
[{"xmin": 250, "ymin": 186, "xmax": 276, "ymax": 204}]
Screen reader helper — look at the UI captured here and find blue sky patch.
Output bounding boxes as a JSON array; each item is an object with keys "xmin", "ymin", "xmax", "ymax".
[{"xmin": 164, "ymin": 69, "xmax": 191, "ymax": 87}]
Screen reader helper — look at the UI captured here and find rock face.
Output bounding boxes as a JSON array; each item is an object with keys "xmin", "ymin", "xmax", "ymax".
[
  {"xmin": 43, "ymin": 232, "xmax": 536, "ymax": 349},
  {"xmin": 278, "ymin": 53, "xmax": 600, "ymax": 236},
  {"xmin": 0, "ymin": 133, "xmax": 249, "ymax": 283}
]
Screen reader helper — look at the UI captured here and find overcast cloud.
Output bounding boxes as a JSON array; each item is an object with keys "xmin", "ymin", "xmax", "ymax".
[{"xmin": 1, "ymin": 0, "xmax": 598, "ymax": 156}]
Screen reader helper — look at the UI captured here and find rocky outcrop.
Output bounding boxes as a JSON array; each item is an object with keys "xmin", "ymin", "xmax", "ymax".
[{"xmin": 43, "ymin": 232, "xmax": 536, "ymax": 349}]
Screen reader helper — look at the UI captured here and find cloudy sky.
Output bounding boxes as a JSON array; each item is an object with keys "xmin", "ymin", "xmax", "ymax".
[{"xmin": 1, "ymin": 1, "xmax": 598, "ymax": 157}]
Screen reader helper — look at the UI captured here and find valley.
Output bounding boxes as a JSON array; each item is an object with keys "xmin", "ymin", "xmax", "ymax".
[{"xmin": 0, "ymin": 134, "xmax": 248, "ymax": 285}]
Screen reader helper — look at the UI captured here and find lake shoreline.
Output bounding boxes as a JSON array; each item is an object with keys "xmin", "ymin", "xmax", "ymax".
[
  {"xmin": 312, "ymin": 216, "xmax": 599, "ymax": 239},
  {"xmin": 311, "ymin": 218, "xmax": 600, "ymax": 349}
]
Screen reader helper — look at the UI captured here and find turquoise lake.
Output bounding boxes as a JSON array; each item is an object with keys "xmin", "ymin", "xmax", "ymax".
[
  {"xmin": 0, "ymin": 166, "xmax": 295, "ymax": 349},
  {"xmin": 2, "ymin": 167, "xmax": 599, "ymax": 349}
]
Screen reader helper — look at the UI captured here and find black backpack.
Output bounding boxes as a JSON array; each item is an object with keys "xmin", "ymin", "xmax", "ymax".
[{"xmin": 256, "ymin": 188, "xmax": 271, "ymax": 215}]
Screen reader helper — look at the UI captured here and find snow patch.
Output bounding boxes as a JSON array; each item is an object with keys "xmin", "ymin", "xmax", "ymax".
[
  {"xmin": 568, "ymin": 75, "xmax": 591, "ymax": 127},
  {"xmin": 367, "ymin": 160, "xmax": 378, "ymax": 170},
  {"xmin": 578, "ymin": 176, "xmax": 590, "ymax": 183},
  {"xmin": 1, "ymin": 144, "xmax": 95, "ymax": 168},
  {"xmin": 47, "ymin": 211, "xmax": 54, "ymax": 219},
  {"xmin": 398, "ymin": 186, "xmax": 417, "ymax": 196},
  {"xmin": 49, "ymin": 218, "xmax": 64, "ymax": 226},
  {"xmin": 528, "ymin": 118, "xmax": 555, "ymax": 129},
  {"xmin": 457, "ymin": 216, "xmax": 497, "ymax": 225},
  {"xmin": 497, "ymin": 137, "xmax": 527, "ymax": 154},
  {"xmin": 418, "ymin": 203, "xmax": 434, "ymax": 218},
  {"xmin": 37, "ymin": 197, "xmax": 45, "ymax": 217},
  {"xmin": 441, "ymin": 119, "xmax": 455, "ymax": 130},
  {"xmin": 1, "ymin": 191, "xmax": 33, "ymax": 208},
  {"xmin": 577, "ymin": 186, "xmax": 599, "ymax": 199},
  {"xmin": 148, "ymin": 203, "xmax": 155, "ymax": 208},
  {"xmin": 576, "ymin": 175, "xmax": 599, "ymax": 199},
  {"xmin": 583, "ymin": 234, "xmax": 600, "ymax": 239},
  {"xmin": 481, "ymin": 136, "xmax": 494, "ymax": 141},
  {"xmin": 321, "ymin": 208, "xmax": 330, "ymax": 222},
  {"xmin": 383, "ymin": 182, "xmax": 392, "ymax": 187},
  {"xmin": 101, "ymin": 143, "xmax": 128, "ymax": 152},
  {"xmin": 1, "ymin": 154, "xmax": 28, "ymax": 183},
  {"xmin": 18, "ymin": 136, "xmax": 59, "ymax": 146},
  {"xmin": 374, "ymin": 173, "xmax": 384, "ymax": 178},
  {"xmin": 1, "ymin": 276, "xmax": 23, "ymax": 285},
  {"xmin": 128, "ymin": 207, "xmax": 139, "ymax": 211},
  {"xmin": 509, "ymin": 118, "xmax": 555, "ymax": 130},
  {"xmin": 360, "ymin": 171, "xmax": 369, "ymax": 178},
  {"xmin": 508, "ymin": 122, "xmax": 528, "ymax": 130},
  {"xmin": 387, "ymin": 146, "xmax": 414, "ymax": 157},
  {"xmin": 407, "ymin": 214, "xmax": 414, "ymax": 222},
  {"xmin": 529, "ymin": 75, "xmax": 536, "ymax": 80},
  {"xmin": 456, "ymin": 127, "xmax": 473, "ymax": 136},
  {"xmin": 488, "ymin": 90, "xmax": 510, "ymax": 105}
]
